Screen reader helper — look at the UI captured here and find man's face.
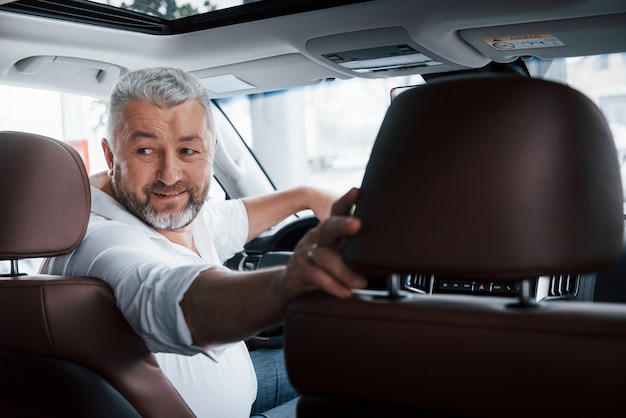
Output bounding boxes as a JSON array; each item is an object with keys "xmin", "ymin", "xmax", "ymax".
[{"xmin": 107, "ymin": 99, "xmax": 214, "ymax": 231}]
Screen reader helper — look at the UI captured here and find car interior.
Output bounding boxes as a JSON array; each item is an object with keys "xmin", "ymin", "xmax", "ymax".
[
  {"xmin": 1, "ymin": 0, "xmax": 626, "ymax": 416},
  {"xmin": 285, "ymin": 75, "xmax": 626, "ymax": 417}
]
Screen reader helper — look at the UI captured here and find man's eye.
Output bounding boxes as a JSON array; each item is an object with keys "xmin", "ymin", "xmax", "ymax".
[
  {"xmin": 137, "ymin": 148, "xmax": 152, "ymax": 155},
  {"xmin": 181, "ymin": 148, "xmax": 196, "ymax": 155}
]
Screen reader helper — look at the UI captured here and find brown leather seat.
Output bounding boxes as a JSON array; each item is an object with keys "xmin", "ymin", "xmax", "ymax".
[
  {"xmin": 285, "ymin": 77, "xmax": 626, "ymax": 417},
  {"xmin": 0, "ymin": 131, "xmax": 194, "ymax": 417}
]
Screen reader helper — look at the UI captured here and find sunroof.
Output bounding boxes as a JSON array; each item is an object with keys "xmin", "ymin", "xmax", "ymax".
[
  {"xmin": 0, "ymin": 0, "xmax": 370, "ymax": 34},
  {"xmin": 88, "ymin": 0, "xmax": 254, "ymax": 21}
]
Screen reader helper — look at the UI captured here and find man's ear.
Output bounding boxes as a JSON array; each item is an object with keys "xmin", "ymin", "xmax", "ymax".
[
  {"xmin": 102, "ymin": 138, "xmax": 114, "ymax": 169},
  {"xmin": 210, "ymin": 137, "xmax": 219, "ymax": 161}
]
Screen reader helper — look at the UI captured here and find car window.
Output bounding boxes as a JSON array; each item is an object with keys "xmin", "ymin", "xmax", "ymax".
[
  {"xmin": 216, "ymin": 75, "xmax": 425, "ymax": 195},
  {"xmin": 0, "ymin": 86, "xmax": 108, "ymax": 174},
  {"xmin": 89, "ymin": 0, "xmax": 248, "ymax": 20}
]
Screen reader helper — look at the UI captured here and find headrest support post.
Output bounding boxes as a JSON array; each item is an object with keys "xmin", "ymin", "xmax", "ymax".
[
  {"xmin": 386, "ymin": 274, "xmax": 406, "ymax": 299},
  {"xmin": 0, "ymin": 260, "xmax": 23, "ymax": 278},
  {"xmin": 509, "ymin": 278, "xmax": 539, "ymax": 308}
]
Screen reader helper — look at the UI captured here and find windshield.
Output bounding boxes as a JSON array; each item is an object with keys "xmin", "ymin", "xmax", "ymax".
[{"xmin": 216, "ymin": 75, "xmax": 425, "ymax": 194}]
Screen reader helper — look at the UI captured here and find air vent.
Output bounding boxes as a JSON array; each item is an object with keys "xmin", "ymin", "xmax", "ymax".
[
  {"xmin": 547, "ymin": 274, "xmax": 580, "ymax": 298},
  {"xmin": 403, "ymin": 274, "xmax": 432, "ymax": 293},
  {"xmin": 399, "ymin": 274, "xmax": 580, "ymax": 299}
]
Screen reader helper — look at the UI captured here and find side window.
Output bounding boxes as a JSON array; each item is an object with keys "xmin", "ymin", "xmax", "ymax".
[{"xmin": 0, "ymin": 86, "xmax": 108, "ymax": 174}]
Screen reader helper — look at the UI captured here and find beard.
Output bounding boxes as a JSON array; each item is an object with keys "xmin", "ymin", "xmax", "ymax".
[{"xmin": 111, "ymin": 167, "xmax": 209, "ymax": 230}]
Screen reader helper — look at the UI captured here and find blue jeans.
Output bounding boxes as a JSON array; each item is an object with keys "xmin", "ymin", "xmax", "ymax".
[{"xmin": 249, "ymin": 349, "xmax": 299, "ymax": 418}]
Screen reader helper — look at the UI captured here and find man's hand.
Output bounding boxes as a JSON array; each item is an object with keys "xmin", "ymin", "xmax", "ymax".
[
  {"xmin": 304, "ymin": 187, "xmax": 339, "ymax": 222},
  {"xmin": 280, "ymin": 187, "xmax": 367, "ymax": 300},
  {"xmin": 182, "ymin": 188, "xmax": 366, "ymax": 346}
]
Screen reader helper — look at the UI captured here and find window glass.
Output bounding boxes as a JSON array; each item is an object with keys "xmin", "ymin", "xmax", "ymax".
[
  {"xmin": 88, "ymin": 0, "xmax": 251, "ymax": 20},
  {"xmin": 0, "ymin": 86, "xmax": 108, "ymax": 174},
  {"xmin": 217, "ymin": 75, "xmax": 425, "ymax": 195}
]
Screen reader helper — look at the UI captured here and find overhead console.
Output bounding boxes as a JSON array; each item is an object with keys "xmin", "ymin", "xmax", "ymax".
[{"xmin": 306, "ymin": 27, "xmax": 470, "ymax": 78}]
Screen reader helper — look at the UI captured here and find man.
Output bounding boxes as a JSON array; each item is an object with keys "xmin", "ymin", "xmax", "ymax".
[{"xmin": 43, "ymin": 67, "xmax": 366, "ymax": 417}]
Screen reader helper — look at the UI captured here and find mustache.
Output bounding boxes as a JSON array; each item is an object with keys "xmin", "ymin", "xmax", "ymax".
[{"xmin": 144, "ymin": 181, "xmax": 195, "ymax": 196}]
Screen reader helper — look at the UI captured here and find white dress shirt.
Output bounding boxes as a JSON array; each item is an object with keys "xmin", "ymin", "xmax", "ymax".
[{"xmin": 43, "ymin": 187, "xmax": 257, "ymax": 417}]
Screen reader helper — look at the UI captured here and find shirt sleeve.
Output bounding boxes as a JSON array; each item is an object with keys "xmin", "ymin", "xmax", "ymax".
[{"xmin": 50, "ymin": 219, "xmax": 216, "ymax": 356}]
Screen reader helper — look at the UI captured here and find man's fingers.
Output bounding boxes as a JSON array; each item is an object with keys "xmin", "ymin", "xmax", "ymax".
[
  {"xmin": 301, "ymin": 215, "xmax": 361, "ymax": 251},
  {"xmin": 331, "ymin": 187, "xmax": 359, "ymax": 216},
  {"xmin": 283, "ymin": 188, "xmax": 366, "ymax": 301},
  {"xmin": 306, "ymin": 244, "xmax": 367, "ymax": 292}
]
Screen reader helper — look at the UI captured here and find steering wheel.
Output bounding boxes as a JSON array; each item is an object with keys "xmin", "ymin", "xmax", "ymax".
[{"xmin": 267, "ymin": 215, "xmax": 319, "ymax": 251}]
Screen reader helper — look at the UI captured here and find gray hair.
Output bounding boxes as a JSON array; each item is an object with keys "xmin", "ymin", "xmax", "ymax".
[{"xmin": 107, "ymin": 67, "xmax": 215, "ymax": 148}]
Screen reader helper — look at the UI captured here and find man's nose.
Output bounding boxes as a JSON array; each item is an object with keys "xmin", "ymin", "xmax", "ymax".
[{"xmin": 157, "ymin": 152, "xmax": 183, "ymax": 185}]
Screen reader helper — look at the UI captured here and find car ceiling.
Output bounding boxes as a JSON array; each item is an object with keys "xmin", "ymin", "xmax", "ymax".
[{"xmin": 0, "ymin": 0, "xmax": 625, "ymax": 99}]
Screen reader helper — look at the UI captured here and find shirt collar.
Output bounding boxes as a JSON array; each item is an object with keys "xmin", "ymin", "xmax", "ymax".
[
  {"xmin": 90, "ymin": 186, "xmax": 162, "ymax": 239},
  {"xmin": 90, "ymin": 186, "xmax": 211, "ymax": 259}
]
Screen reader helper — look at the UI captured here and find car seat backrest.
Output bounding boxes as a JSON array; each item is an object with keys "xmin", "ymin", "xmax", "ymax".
[{"xmin": 0, "ymin": 131, "xmax": 194, "ymax": 417}]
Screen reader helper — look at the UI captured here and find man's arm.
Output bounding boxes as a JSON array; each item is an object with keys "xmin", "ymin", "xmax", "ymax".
[
  {"xmin": 242, "ymin": 186, "xmax": 337, "ymax": 242},
  {"xmin": 180, "ymin": 188, "xmax": 366, "ymax": 347}
]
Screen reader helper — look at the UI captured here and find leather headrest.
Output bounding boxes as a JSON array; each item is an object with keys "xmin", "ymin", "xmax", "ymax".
[
  {"xmin": 343, "ymin": 77, "xmax": 624, "ymax": 279},
  {"xmin": 0, "ymin": 131, "xmax": 90, "ymax": 259}
]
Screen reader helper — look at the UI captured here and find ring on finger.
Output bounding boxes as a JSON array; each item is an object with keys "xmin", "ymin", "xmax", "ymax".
[{"xmin": 306, "ymin": 243, "xmax": 319, "ymax": 264}]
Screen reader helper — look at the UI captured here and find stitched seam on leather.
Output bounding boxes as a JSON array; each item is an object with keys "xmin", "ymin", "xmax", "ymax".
[{"xmin": 38, "ymin": 285, "xmax": 58, "ymax": 355}]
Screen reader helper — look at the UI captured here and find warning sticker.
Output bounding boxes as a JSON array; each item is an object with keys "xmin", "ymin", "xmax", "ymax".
[{"xmin": 482, "ymin": 34, "xmax": 565, "ymax": 51}]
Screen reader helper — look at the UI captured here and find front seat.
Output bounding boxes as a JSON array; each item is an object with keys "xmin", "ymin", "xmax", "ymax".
[
  {"xmin": 284, "ymin": 77, "xmax": 626, "ymax": 417},
  {"xmin": 0, "ymin": 131, "xmax": 194, "ymax": 417}
]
